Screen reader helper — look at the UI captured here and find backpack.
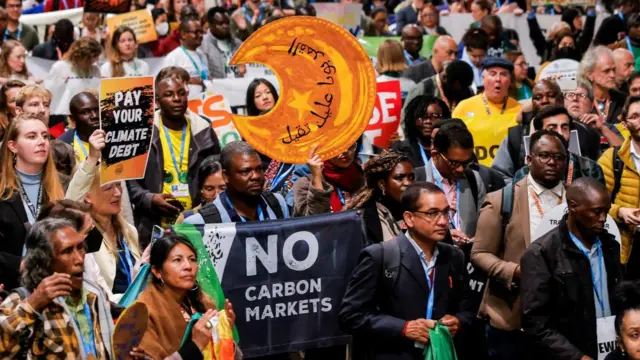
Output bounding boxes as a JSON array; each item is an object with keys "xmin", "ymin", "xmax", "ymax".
[
  {"xmin": 506, "ymin": 125, "xmax": 527, "ymax": 173},
  {"xmin": 500, "ymin": 182, "xmax": 515, "ymax": 236},
  {"xmin": 611, "ymin": 146, "xmax": 624, "ymax": 203},
  {"xmin": 380, "ymin": 239, "xmax": 401, "ymax": 292},
  {"xmin": 200, "ymin": 192, "xmax": 285, "ymax": 223}
]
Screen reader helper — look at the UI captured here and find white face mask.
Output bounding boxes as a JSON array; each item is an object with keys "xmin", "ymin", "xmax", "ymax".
[{"xmin": 156, "ymin": 22, "xmax": 169, "ymax": 36}]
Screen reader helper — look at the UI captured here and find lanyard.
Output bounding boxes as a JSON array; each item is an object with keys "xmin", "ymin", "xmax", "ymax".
[
  {"xmin": 117, "ymin": 232, "xmax": 134, "ymax": 285},
  {"xmin": 180, "ymin": 46, "xmax": 208, "ymax": 81},
  {"xmin": 568, "ymin": 232, "xmax": 606, "ymax": 315},
  {"xmin": 404, "ymin": 50, "xmax": 419, "ymax": 66},
  {"xmin": 426, "ymin": 266, "xmax": 435, "ymax": 319},
  {"xmin": 566, "ymin": 158, "xmax": 574, "ymax": 185},
  {"xmin": 482, "ymin": 94, "xmax": 507, "ymax": 115},
  {"xmin": 4, "ymin": 23, "xmax": 22, "ymax": 41},
  {"xmin": 61, "ymin": 0, "xmax": 78, "ymax": 9},
  {"xmin": 222, "ymin": 192, "xmax": 265, "ymax": 222},
  {"xmin": 71, "ymin": 302, "xmax": 97, "ymax": 357},
  {"xmin": 529, "ymin": 187, "xmax": 563, "ymax": 217},
  {"xmin": 336, "ymin": 188, "xmax": 346, "ymax": 206},
  {"xmin": 128, "ymin": 59, "xmax": 140, "ymax": 76},
  {"xmin": 74, "ymin": 132, "xmax": 89, "ymax": 159},
  {"xmin": 243, "ymin": 5, "xmax": 264, "ymax": 25},
  {"xmin": 594, "ymin": 98, "xmax": 610, "ymax": 119},
  {"xmin": 163, "ymin": 123, "xmax": 187, "ymax": 182},
  {"xmin": 626, "ymin": 36, "xmax": 633, "ymax": 52},
  {"xmin": 431, "ymin": 161, "xmax": 460, "ymax": 229},
  {"xmin": 522, "ymin": 85, "xmax": 531, "ymax": 100},
  {"xmin": 270, "ymin": 163, "xmax": 294, "ymax": 192},
  {"xmin": 418, "ymin": 144, "xmax": 429, "ymax": 166},
  {"xmin": 18, "ymin": 181, "xmax": 42, "ymax": 220}
]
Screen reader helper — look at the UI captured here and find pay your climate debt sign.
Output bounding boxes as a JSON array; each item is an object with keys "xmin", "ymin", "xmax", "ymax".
[{"xmin": 174, "ymin": 211, "xmax": 363, "ymax": 357}]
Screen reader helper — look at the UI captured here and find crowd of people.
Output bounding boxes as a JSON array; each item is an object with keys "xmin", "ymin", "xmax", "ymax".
[{"xmin": 0, "ymin": 0, "xmax": 638, "ymax": 359}]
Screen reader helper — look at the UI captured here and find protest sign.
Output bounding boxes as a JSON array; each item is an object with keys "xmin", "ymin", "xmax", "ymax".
[
  {"xmin": 174, "ymin": 211, "xmax": 363, "ymax": 357},
  {"xmin": 188, "ymin": 92, "xmax": 242, "ymax": 148},
  {"xmin": 112, "ymin": 302, "xmax": 148, "ymax": 359},
  {"xmin": 359, "ymin": 36, "xmax": 438, "ymax": 60},
  {"xmin": 364, "ymin": 80, "xmax": 402, "ymax": 148},
  {"xmin": 313, "ymin": 3, "xmax": 362, "ymax": 34},
  {"xmin": 106, "ymin": 10, "xmax": 158, "ymax": 44},
  {"xmin": 461, "ymin": 114, "xmax": 517, "ymax": 166},
  {"xmin": 597, "ymin": 316, "xmax": 617, "ymax": 360},
  {"xmin": 537, "ymin": 59, "xmax": 580, "ymax": 91},
  {"xmin": 532, "ymin": 203, "xmax": 621, "ymax": 243},
  {"xmin": 84, "ymin": 0, "xmax": 131, "ymax": 14},
  {"xmin": 229, "ymin": 16, "xmax": 376, "ymax": 164},
  {"xmin": 99, "ymin": 76, "xmax": 154, "ymax": 185},
  {"xmin": 532, "ymin": 0, "xmax": 595, "ymax": 6}
]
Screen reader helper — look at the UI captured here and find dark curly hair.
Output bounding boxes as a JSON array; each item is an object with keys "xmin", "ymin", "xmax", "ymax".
[
  {"xmin": 345, "ymin": 150, "xmax": 412, "ymax": 210},
  {"xmin": 21, "ymin": 218, "xmax": 77, "ymax": 291},
  {"xmin": 403, "ymin": 95, "xmax": 451, "ymax": 144}
]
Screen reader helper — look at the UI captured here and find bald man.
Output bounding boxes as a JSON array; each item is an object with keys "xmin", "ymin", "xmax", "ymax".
[
  {"xmin": 402, "ymin": 34, "xmax": 457, "ymax": 84},
  {"xmin": 613, "ymin": 48, "xmax": 635, "ymax": 93},
  {"xmin": 521, "ymin": 177, "xmax": 621, "ymax": 360}
]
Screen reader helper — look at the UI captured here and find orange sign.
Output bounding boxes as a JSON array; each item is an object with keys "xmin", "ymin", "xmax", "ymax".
[
  {"xmin": 106, "ymin": 9, "xmax": 158, "ymax": 44},
  {"xmin": 99, "ymin": 76, "xmax": 154, "ymax": 185},
  {"xmin": 188, "ymin": 92, "xmax": 242, "ymax": 147},
  {"xmin": 229, "ymin": 16, "xmax": 377, "ymax": 164}
]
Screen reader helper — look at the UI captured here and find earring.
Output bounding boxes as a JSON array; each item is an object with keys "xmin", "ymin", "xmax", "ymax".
[
  {"xmin": 382, "ymin": 188, "xmax": 386, "ymax": 196},
  {"xmin": 191, "ymin": 280, "xmax": 199, "ymax": 291},
  {"xmin": 159, "ymin": 277, "xmax": 165, "ymax": 287}
]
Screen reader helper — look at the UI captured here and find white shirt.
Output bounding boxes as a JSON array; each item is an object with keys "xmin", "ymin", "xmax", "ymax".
[
  {"xmin": 47, "ymin": 60, "xmax": 101, "ymax": 80},
  {"xmin": 630, "ymin": 141, "xmax": 640, "ymax": 173},
  {"xmin": 100, "ymin": 59, "xmax": 150, "ymax": 78},
  {"xmin": 527, "ymin": 174, "xmax": 565, "ymax": 240},
  {"xmin": 164, "ymin": 46, "xmax": 209, "ymax": 94}
]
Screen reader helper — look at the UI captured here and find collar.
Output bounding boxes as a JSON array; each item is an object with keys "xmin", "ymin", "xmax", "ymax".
[
  {"xmin": 527, "ymin": 173, "xmax": 563, "ymax": 197},
  {"xmin": 630, "ymin": 140, "xmax": 640, "ymax": 159},
  {"xmin": 405, "ymin": 231, "xmax": 439, "ymax": 266},
  {"xmin": 429, "ymin": 159, "xmax": 453, "ymax": 185},
  {"xmin": 64, "ymin": 288, "xmax": 90, "ymax": 313}
]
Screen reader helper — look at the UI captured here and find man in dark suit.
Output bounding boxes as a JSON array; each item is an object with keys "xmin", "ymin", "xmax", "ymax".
[
  {"xmin": 340, "ymin": 181, "xmax": 473, "ymax": 360},
  {"xmin": 403, "ymin": 35, "xmax": 457, "ymax": 84},
  {"xmin": 395, "ymin": 0, "xmax": 423, "ymax": 36}
]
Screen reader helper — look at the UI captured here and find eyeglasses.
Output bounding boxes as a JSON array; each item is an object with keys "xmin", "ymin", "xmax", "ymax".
[
  {"xmin": 413, "ymin": 208, "xmax": 456, "ymax": 222},
  {"xmin": 532, "ymin": 152, "xmax": 567, "ymax": 163},
  {"xmin": 417, "ymin": 113, "xmax": 443, "ymax": 123},
  {"xmin": 515, "ymin": 62, "xmax": 529, "ymax": 68},
  {"xmin": 626, "ymin": 114, "xmax": 640, "ymax": 122},
  {"xmin": 185, "ymin": 30, "xmax": 205, "ymax": 36},
  {"xmin": 563, "ymin": 92, "xmax": 589, "ymax": 100},
  {"xmin": 439, "ymin": 152, "xmax": 473, "ymax": 170}
]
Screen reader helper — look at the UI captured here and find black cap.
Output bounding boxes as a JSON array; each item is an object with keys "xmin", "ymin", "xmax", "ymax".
[{"xmin": 482, "ymin": 56, "xmax": 514, "ymax": 72}]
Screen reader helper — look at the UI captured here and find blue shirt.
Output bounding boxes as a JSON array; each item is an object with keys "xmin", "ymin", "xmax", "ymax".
[
  {"xmin": 568, "ymin": 233, "xmax": 611, "ymax": 318},
  {"xmin": 405, "ymin": 231, "xmax": 439, "ymax": 288}
]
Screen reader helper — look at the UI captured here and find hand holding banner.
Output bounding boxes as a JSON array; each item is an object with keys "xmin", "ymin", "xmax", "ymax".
[
  {"xmin": 99, "ymin": 76, "xmax": 155, "ymax": 185},
  {"xmin": 364, "ymin": 80, "xmax": 402, "ymax": 149}
]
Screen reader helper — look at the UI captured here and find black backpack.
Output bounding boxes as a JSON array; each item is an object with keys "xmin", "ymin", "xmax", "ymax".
[
  {"xmin": 199, "ymin": 192, "xmax": 285, "ymax": 223},
  {"xmin": 611, "ymin": 146, "xmax": 624, "ymax": 203}
]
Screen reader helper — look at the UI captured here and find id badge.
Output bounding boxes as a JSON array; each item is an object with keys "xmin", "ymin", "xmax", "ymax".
[{"xmin": 171, "ymin": 183, "xmax": 189, "ymax": 198}]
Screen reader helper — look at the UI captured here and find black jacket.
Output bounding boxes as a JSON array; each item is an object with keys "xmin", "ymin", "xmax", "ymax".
[
  {"xmin": 31, "ymin": 40, "xmax": 60, "ymax": 61},
  {"xmin": 593, "ymin": 14, "xmax": 627, "ymax": 46},
  {"xmin": 605, "ymin": 89, "xmax": 627, "ymax": 124},
  {"xmin": 340, "ymin": 233, "xmax": 474, "ymax": 360},
  {"xmin": 391, "ymin": 139, "xmax": 428, "ymax": 168},
  {"xmin": 528, "ymin": 14, "xmax": 595, "ymax": 61},
  {"xmin": 402, "ymin": 58, "xmax": 436, "ymax": 85},
  {"xmin": 521, "ymin": 219, "xmax": 622, "ymax": 360},
  {"xmin": 0, "ymin": 194, "xmax": 30, "ymax": 291}
]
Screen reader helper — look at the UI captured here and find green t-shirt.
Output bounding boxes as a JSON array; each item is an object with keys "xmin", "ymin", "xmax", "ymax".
[{"xmin": 631, "ymin": 44, "xmax": 640, "ymax": 72}]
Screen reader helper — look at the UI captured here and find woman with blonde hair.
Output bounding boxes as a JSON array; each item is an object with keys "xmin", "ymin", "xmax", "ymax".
[
  {"xmin": 0, "ymin": 113, "xmax": 65, "ymax": 290},
  {"xmin": 375, "ymin": 39, "xmax": 416, "ymax": 101},
  {"xmin": 0, "ymin": 40, "xmax": 36, "ymax": 85},
  {"xmin": 74, "ymin": 12, "xmax": 108, "ymax": 44},
  {"xmin": 101, "ymin": 26, "xmax": 150, "ymax": 78},
  {"xmin": 48, "ymin": 37, "xmax": 102, "ymax": 81}
]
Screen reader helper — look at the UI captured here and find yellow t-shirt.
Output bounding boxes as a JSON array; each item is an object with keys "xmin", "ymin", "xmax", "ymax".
[
  {"xmin": 452, "ymin": 94, "xmax": 522, "ymax": 119},
  {"xmin": 159, "ymin": 120, "xmax": 192, "ymax": 227},
  {"xmin": 73, "ymin": 136, "xmax": 90, "ymax": 164}
]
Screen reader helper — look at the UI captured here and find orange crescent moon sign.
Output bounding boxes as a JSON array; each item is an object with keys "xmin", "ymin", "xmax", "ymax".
[{"xmin": 229, "ymin": 16, "xmax": 377, "ymax": 164}]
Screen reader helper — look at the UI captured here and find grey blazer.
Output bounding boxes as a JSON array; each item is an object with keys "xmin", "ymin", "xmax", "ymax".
[
  {"xmin": 199, "ymin": 32, "xmax": 242, "ymax": 79},
  {"xmin": 416, "ymin": 160, "xmax": 486, "ymax": 237}
]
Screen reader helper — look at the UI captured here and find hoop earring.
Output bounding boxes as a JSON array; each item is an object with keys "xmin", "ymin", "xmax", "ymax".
[
  {"xmin": 191, "ymin": 280, "xmax": 199, "ymax": 291},
  {"xmin": 159, "ymin": 277, "xmax": 165, "ymax": 287}
]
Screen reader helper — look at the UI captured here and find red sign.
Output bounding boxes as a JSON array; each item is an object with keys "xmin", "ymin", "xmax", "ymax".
[{"xmin": 364, "ymin": 80, "xmax": 402, "ymax": 149}]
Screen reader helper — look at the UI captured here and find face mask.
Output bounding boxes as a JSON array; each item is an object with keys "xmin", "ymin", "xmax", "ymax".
[
  {"xmin": 555, "ymin": 46, "xmax": 579, "ymax": 61},
  {"xmin": 156, "ymin": 22, "xmax": 169, "ymax": 36}
]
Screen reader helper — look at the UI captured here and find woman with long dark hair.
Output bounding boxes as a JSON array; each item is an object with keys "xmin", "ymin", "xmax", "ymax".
[
  {"xmin": 344, "ymin": 150, "xmax": 415, "ymax": 244},
  {"xmin": 392, "ymin": 95, "xmax": 451, "ymax": 168},
  {"xmin": 606, "ymin": 281, "xmax": 640, "ymax": 360},
  {"xmin": 0, "ymin": 79, "xmax": 25, "ymax": 139},
  {"xmin": 101, "ymin": 26, "xmax": 150, "ymax": 78},
  {"xmin": 245, "ymin": 78, "xmax": 278, "ymax": 116},
  {"xmin": 136, "ymin": 233, "xmax": 241, "ymax": 359},
  {"xmin": 176, "ymin": 157, "xmax": 225, "ymax": 223}
]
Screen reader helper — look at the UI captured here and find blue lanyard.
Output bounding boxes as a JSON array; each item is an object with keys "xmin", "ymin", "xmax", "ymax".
[
  {"xmin": 418, "ymin": 144, "xmax": 429, "ymax": 166},
  {"xmin": 117, "ymin": 233, "xmax": 134, "ymax": 285},
  {"xmin": 336, "ymin": 188, "xmax": 346, "ymax": 206},
  {"xmin": 430, "ymin": 161, "xmax": 460, "ymax": 229},
  {"xmin": 61, "ymin": 0, "xmax": 78, "ymax": 9},
  {"xmin": 404, "ymin": 50, "xmax": 418, "ymax": 66},
  {"xmin": 163, "ymin": 123, "xmax": 187, "ymax": 180},
  {"xmin": 5, "ymin": 23, "xmax": 22, "ymax": 41},
  {"xmin": 71, "ymin": 302, "xmax": 97, "ymax": 357},
  {"xmin": 626, "ymin": 36, "xmax": 633, "ymax": 52},
  {"xmin": 270, "ymin": 163, "xmax": 294, "ymax": 192},
  {"xmin": 180, "ymin": 46, "xmax": 208, "ymax": 81},
  {"xmin": 243, "ymin": 5, "xmax": 263, "ymax": 25},
  {"xmin": 617, "ymin": 12, "xmax": 624, "ymax": 21},
  {"xmin": 522, "ymin": 85, "xmax": 531, "ymax": 99},
  {"xmin": 224, "ymin": 193, "xmax": 264, "ymax": 222},
  {"xmin": 426, "ymin": 266, "xmax": 435, "ymax": 319},
  {"xmin": 569, "ymin": 232, "xmax": 606, "ymax": 314},
  {"xmin": 74, "ymin": 132, "xmax": 89, "ymax": 159}
]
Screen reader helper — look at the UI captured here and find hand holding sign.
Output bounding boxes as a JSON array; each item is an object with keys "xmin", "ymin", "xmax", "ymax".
[{"xmin": 229, "ymin": 16, "xmax": 376, "ymax": 164}]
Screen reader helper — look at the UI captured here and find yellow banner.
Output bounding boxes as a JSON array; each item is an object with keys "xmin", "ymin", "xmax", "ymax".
[
  {"xmin": 106, "ymin": 9, "xmax": 158, "ymax": 44},
  {"xmin": 461, "ymin": 114, "xmax": 518, "ymax": 167}
]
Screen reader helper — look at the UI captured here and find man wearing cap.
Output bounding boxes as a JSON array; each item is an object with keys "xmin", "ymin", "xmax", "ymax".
[{"xmin": 452, "ymin": 57, "xmax": 521, "ymax": 121}]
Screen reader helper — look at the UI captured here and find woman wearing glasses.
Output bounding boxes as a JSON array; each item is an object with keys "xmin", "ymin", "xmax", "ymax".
[
  {"xmin": 504, "ymin": 50, "xmax": 534, "ymax": 102},
  {"xmin": 392, "ymin": 95, "xmax": 450, "ymax": 168}
]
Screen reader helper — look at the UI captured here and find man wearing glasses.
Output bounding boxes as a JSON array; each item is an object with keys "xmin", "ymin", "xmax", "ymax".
[
  {"xmin": 415, "ymin": 121, "xmax": 485, "ymax": 245},
  {"xmin": 340, "ymin": 181, "xmax": 473, "ymax": 359},
  {"xmin": 569, "ymin": 81, "xmax": 623, "ymax": 150},
  {"xmin": 472, "ymin": 130, "xmax": 568, "ymax": 360},
  {"xmin": 3, "ymin": 0, "xmax": 39, "ymax": 51},
  {"xmin": 598, "ymin": 96, "xmax": 640, "ymax": 279},
  {"xmin": 163, "ymin": 17, "xmax": 209, "ymax": 94}
]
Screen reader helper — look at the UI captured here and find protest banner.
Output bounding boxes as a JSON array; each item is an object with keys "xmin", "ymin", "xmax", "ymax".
[
  {"xmin": 99, "ymin": 76, "xmax": 154, "ymax": 185},
  {"xmin": 112, "ymin": 302, "xmax": 148, "ymax": 359},
  {"xmin": 532, "ymin": 203, "xmax": 621, "ymax": 243},
  {"xmin": 229, "ymin": 16, "xmax": 376, "ymax": 164},
  {"xmin": 359, "ymin": 36, "xmax": 438, "ymax": 60},
  {"xmin": 597, "ymin": 316, "xmax": 617, "ymax": 360},
  {"xmin": 44, "ymin": 76, "xmax": 101, "ymax": 116},
  {"xmin": 188, "ymin": 92, "xmax": 242, "ymax": 147},
  {"xmin": 312, "ymin": 3, "xmax": 362, "ymax": 34},
  {"xmin": 461, "ymin": 114, "xmax": 517, "ymax": 167},
  {"xmin": 364, "ymin": 80, "xmax": 402, "ymax": 149},
  {"xmin": 84, "ymin": 0, "xmax": 131, "ymax": 14},
  {"xmin": 537, "ymin": 59, "xmax": 580, "ymax": 91},
  {"xmin": 532, "ymin": 0, "xmax": 595, "ymax": 5},
  {"xmin": 174, "ymin": 211, "xmax": 363, "ymax": 357},
  {"xmin": 106, "ymin": 9, "xmax": 158, "ymax": 44}
]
